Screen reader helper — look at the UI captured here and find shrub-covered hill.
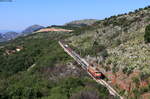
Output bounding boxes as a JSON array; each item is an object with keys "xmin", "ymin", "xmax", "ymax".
[
  {"xmin": 66, "ymin": 6, "xmax": 150, "ymax": 98},
  {"xmin": 0, "ymin": 31, "xmax": 112, "ymax": 99},
  {"xmin": 65, "ymin": 19, "xmax": 98, "ymax": 27}
]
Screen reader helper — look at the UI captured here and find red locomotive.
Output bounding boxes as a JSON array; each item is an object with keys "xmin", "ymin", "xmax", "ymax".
[{"xmin": 87, "ymin": 66, "xmax": 105, "ymax": 79}]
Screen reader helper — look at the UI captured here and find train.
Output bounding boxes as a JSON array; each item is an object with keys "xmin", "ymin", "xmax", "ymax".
[
  {"xmin": 64, "ymin": 44, "xmax": 73, "ymax": 52},
  {"xmin": 63, "ymin": 43, "xmax": 105, "ymax": 79},
  {"xmin": 87, "ymin": 66, "xmax": 105, "ymax": 79}
]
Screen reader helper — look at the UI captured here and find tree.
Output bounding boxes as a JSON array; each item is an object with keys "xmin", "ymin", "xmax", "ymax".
[{"xmin": 144, "ymin": 24, "xmax": 150, "ymax": 43}]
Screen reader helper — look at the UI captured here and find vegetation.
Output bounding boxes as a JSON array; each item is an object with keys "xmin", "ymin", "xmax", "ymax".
[
  {"xmin": 0, "ymin": 32, "xmax": 71, "ymax": 77},
  {"xmin": 144, "ymin": 24, "xmax": 150, "ymax": 43},
  {"xmin": 0, "ymin": 73, "xmax": 110, "ymax": 99},
  {"xmin": 0, "ymin": 31, "xmax": 111, "ymax": 99}
]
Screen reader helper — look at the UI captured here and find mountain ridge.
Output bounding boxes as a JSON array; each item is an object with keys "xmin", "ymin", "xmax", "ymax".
[
  {"xmin": 65, "ymin": 19, "xmax": 98, "ymax": 27},
  {"xmin": 0, "ymin": 25, "xmax": 45, "ymax": 42}
]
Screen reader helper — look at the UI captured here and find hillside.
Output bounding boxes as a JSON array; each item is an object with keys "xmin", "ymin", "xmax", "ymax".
[
  {"xmin": 0, "ymin": 31, "xmax": 112, "ymax": 99},
  {"xmin": 66, "ymin": 6, "xmax": 150, "ymax": 98}
]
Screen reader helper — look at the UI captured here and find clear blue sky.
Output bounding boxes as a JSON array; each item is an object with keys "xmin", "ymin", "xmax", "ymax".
[{"xmin": 0, "ymin": 0, "xmax": 150, "ymax": 31}]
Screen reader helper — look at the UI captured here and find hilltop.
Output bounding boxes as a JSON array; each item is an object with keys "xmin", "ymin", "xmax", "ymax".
[
  {"xmin": 22, "ymin": 25, "xmax": 45, "ymax": 35},
  {"xmin": 65, "ymin": 19, "xmax": 98, "ymax": 27}
]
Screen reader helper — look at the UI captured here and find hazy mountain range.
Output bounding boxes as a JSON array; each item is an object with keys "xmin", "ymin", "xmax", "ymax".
[
  {"xmin": 0, "ymin": 19, "xmax": 98, "ymax": 42},
  {"xmin": 0, "ymin": 25, "xmax": 45, "ymax": 42}
]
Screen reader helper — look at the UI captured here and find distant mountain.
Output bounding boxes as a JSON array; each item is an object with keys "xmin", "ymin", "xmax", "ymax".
[
  {"xmin": 3, "ymin": 31, "xmax": 20, "ymax": 40},
  {"xmin": 0, "ymin": 25, "xmax": 44, "ymax": 42},
  {"xmin": 0, "ymin": 31, "xmax": 20, "ymax": 42},
  {"xmin": 22, "ymin": 25, "xmax": 45, "ymax": 35},
  {"xmin": 0, "ymin": 33, "xmax": 2, "ymax": 37},
  {"xmin": 65, "ymin": 19, "xmax": 98, "ymax": 27},
  {"xmin": 0, "ymin": 33, "xmax": 5, "ymax": 42}
]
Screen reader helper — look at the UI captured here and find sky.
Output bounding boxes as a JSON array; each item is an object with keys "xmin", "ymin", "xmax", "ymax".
[{"xmin": 0, "ymin": 0, "xmax": 150, "ymax": 31}]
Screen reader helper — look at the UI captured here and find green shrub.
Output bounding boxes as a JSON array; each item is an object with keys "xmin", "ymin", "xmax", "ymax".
[
  {"xmin": 122, "ymin": 66, "xmax": 134, "ymax": 75},
  {"xmin": 144, "ymin": 24, "xmax": 150, "ymax": 43},
  {"xmin": 132, "ymin": 77, "xmax": 139, "ymax": 84}
]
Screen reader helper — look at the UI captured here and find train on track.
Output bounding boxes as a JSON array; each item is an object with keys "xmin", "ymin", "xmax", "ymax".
[
  {"xmin": 87, "ymin": 66, "xmax": 105, "ymax": 79},
  {"xmin": 59, "ymin": 41, "xmax": 122, "ymax": 98},
  {"xmin": 64, "ymin": 43, "xmax": 105, "ymax": 80}
]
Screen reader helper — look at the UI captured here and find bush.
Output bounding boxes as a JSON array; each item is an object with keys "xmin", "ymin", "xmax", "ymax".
[
  {"xmin": 70, "ymin": 89, "xmax": 100, "ymax": 99},
  {"xmin": 144, "ymin": 24, "xmax": 150, "ymax": 43},
  {"xmin": 132, "ymin": 77, "xmax": 139, "ymax": 84},
  {"xmin": 122, "ymin": 66, "xmax": 134, "ymax": 75}
]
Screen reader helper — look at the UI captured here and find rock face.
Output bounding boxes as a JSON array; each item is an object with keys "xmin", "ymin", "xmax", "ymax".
[
  {"xmin": 22, "ymin": 25, "xmax": 44, "ymax": 35},
  {"xmin": 65, "ymin": 19, "xmax": 98, "ymax": 27}
]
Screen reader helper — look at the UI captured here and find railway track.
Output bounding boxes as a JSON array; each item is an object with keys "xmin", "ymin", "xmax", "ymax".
[{"xmin": 59, "ymin": 41, "xmax": 123, "ymax": 99}]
